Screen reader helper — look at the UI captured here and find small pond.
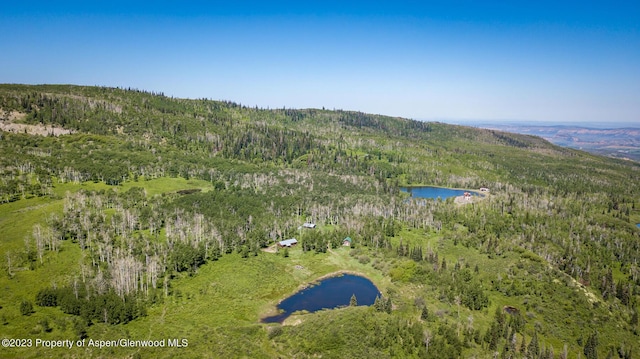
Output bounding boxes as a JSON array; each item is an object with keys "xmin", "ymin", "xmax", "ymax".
[
  {"xmin": 261, "ymin": 274, "xmax": 380, "ymax": 323},
  {"xmin": 402, "ymin": 186, "xmax": 479, "ymax": 200}
]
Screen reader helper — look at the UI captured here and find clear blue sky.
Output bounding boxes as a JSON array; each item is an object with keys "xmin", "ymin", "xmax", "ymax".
[{"xmin": 1, "ymin": 1, "xmax": 639, "ymax": 124}]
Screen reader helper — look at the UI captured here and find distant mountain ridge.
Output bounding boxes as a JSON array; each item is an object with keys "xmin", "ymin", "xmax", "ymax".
[{"xmin": 476, "ymin": 123, "xmax": 640, "ymax": 161}]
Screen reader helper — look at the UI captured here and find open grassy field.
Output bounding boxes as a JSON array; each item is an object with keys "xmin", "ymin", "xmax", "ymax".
[
  {"xmin": 1, "ymin": 225, "xmax": 385, "ymax": 357},
  {"xmin": 0, "ymin": 177, "xmax": 391, "ymax": 358}
]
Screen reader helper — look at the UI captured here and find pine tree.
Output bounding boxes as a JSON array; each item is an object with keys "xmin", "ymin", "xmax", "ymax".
[
  {"xmin": 602, "ymin": 269, "xmax": 614, "ymax": 300},
  {"xmin": 527, "ymin": 331, "xmax": 539, "ymax": 358},
  {"xmin": 421, "ymin": 306, "xmax": 429, "ymax": 320},
  {"xmin": 519, "ymin": 334, "xmax": 527, "ymax": 356},
  {"xmin": 486, "ymin": 307, "xmax": 506, "ymax": 351},
  {"xmin": 384, "ymin": 296, "xmax": 392, "ymax": 313},
  {"xmin": 374, "ymin": 295, "xmax": 383, "ymax": 312},
  {"xmin": 616, "ymin": 280, "xmax": 630, "ymax": 305},
  {"xmin": 583, "ymin": 331, "xmax": 598, "ymax": 359},
  {"xmin": 411, "ymin": 245, "xmax": 423, "ymax": 261}
]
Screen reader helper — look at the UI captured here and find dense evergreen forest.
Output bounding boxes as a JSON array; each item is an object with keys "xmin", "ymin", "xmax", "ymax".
[{"xmin": 0, "ymin": 84, "xmax": 639, "ymax": 358}]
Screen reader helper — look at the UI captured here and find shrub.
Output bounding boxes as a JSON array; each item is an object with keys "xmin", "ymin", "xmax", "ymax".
[
  {"xmin": 36, "ymin": 287, "xmax": 59, "ymax": 307},
  {"xmin": 20, "ymin": 300, "xmax": 33, "ymax": 316},
  {"xmin": 39, "ymin": 318, "xmax": 52, "ymax": 333},
  {"xmin": 267, "ymin": 325, "xmax": 283, "ymax": 339}
]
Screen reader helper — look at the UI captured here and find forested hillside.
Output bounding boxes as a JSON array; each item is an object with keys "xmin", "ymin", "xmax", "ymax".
[{"xmin": 1, "ymin": 84, "xmax": 639, "ymax": 358}]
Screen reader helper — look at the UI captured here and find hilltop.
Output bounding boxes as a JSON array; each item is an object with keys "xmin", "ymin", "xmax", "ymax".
[{"xmin": 0, "ymin": 84, "xmax": 639, "ymax": 359}]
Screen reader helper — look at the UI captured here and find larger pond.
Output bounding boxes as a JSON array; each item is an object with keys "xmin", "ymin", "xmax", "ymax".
[
  {"xmin": 402, "ymin": 186, "xmax": 478, "ymax": 200},
  {"xmin": 261, "ymin": 274, "xmax": 380, "ymax": 323}
]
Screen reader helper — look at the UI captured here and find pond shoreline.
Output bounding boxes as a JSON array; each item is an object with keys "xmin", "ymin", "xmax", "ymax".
[
  {"xmin": 401, "ymin": 185, "xmax": 486, "ymax": 201},
  {"xmin": 260, "ymin": 270, "xmax": 381, "ymax": 324}
]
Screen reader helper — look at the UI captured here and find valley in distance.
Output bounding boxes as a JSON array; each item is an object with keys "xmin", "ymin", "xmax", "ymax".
[{"xmin": 463, "ymin": 121, "xmax": 640, "ymax": 162}]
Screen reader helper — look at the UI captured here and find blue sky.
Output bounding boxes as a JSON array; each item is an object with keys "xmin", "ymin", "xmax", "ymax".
[{"xmin": 1, "ymin": 1, "xmax": 639, "ymax": 125}]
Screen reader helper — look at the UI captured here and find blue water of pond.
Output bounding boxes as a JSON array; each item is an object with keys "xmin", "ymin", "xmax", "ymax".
[
  {"xmin": 261, "ymin": 274, "xmax": 380, "ymax": 323},
  {"xmin": 637, "ymin": 223, "xmax": 640, "ymax": 229},
  {"xmin": 402, "ymin": 186, "xmax": 478, "ymax": 200}
]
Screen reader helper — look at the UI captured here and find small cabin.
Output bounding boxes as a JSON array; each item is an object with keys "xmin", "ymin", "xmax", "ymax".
[
  {"xmin": 302, "ymin": 222, "xmax": 317, "ymax": 229},
  {"xmin": 343, "ymin": 237, "xmax": 352, "ymax": 247},
  {"xmin": 278, "ymin": 238, "xmax": 298, "ymax": 247}
]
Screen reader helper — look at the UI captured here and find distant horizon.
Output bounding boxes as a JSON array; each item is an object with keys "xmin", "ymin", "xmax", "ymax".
[
  {"xmin": 427, "ymin": 118, "xmax": 640, "ymax": 129},
  {"xmin": 1, "ymin": 1, "xmax": 639, "ymax": 125}
]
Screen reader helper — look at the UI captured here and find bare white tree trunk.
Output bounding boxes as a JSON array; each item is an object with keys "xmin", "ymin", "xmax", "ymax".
[{"xmin": 32, "ymin": 224, "xmax": 45, "ymax": 264}]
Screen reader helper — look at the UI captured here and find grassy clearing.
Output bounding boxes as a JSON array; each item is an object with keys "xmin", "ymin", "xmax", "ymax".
[
  {"xmin": 0, "ymin": 177, "xmax": 216, "ymax": 358},
  {"xmin": 0, "ymin": 194, "xmax": 75, "ymax": 333},
  {"xmin": 50, "ymin": 177, "xmax": 213, "ymax": 198},
  {"xmin": 0, "ymin": 228, "xmax": 388, "ymax": 358}
]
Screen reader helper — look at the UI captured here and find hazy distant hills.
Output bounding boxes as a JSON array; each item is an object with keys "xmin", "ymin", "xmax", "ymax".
[{"xmin": 478, "ymin": 124, "xmax": 640, "ymax": 161}]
